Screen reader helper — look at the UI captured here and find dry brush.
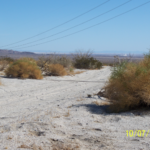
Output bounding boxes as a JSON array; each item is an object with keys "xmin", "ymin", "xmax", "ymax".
[{"xmin": 104, "ymin": 52, "xmax": 150, "ymax": 112}]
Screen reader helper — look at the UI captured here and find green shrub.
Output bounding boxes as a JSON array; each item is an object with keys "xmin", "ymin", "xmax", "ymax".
[
  {"xmin": 104, "ymin": 52, "xmax": 150, "ymax": 112},
  {"xmin": 72, "ymin": 50, "xmax": 102, "ymax": 69},
  {"xmin": 5, "ymin": 59, "xmax": 43, "ymax": 79},
  {"xmin": 73, "ymin": 56, "xmax": 102, "ymax": 69}
]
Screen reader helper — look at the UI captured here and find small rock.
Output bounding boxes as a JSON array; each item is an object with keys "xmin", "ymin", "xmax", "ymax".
[
  {"xmin": 87, "ymin": 94, "xmax": 92, "ymax": 98},
  {"xmin": 78, "ymin": 123, "xmax": 82, "ymax": 126},
  {"xmin": 94, "ymin": 128, "xmax": 102, "ymax": 131},
  {"xmin": 37, "ymin": 131, "xmax": 45, "ymax": 136}
]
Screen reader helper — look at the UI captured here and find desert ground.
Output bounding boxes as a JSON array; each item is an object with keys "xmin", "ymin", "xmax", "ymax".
[{"xmin": 0, "ymin": 66, "xmax": 150, "ymax": 150}]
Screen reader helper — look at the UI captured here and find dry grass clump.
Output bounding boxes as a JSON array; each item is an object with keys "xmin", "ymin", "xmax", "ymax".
[
  {"xmin": 104, "ymin": 52, "xmax": 150, "ymax": 112},
  {"xmin": 72, "ymin": 50, "xmax": 102, "ymax": 69},
  {"xmin": 5, "ymin": 59, "xmax": 43, "ymax": 79}
]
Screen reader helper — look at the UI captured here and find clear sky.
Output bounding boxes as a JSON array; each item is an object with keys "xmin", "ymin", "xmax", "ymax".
[{"xmin": 0, "ymin": 0, "xmax": 150, "ymax": 54}]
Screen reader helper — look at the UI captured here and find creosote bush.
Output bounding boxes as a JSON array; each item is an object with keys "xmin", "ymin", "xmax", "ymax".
[
  {"xmin": 5, "ymin": 59, "xmax": 43, "ymax": 79},
  {"xmin": 72, "ymin": 50, "xmax": 102, "ymax": 69},
  {"xmin": 44, "ymin": 64, "xmax": 67, "ymax": 76},
  {"xmin": 104, "ymin": 52, "xmax": 150, "ymax": 112}
]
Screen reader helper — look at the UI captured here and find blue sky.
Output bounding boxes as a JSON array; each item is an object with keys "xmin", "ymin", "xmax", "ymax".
[{"xmin": 0, "ymin": 0, "xmax": 150, "ymax": 54}]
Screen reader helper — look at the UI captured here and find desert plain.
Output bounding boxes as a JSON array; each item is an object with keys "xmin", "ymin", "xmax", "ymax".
[{"xmin": 0, "ymin": 66, "xmax": 150, "ymax": 150}]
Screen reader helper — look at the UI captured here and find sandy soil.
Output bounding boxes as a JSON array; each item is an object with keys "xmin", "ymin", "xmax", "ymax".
[{"xmin": 0, "ymin": 66, "xmax": 150, "ymax": 150}]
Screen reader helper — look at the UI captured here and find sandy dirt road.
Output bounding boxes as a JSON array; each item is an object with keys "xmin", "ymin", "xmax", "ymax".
[{"xmin": 0, "ymin": 66, "xmax": 150, "ymax": 150}]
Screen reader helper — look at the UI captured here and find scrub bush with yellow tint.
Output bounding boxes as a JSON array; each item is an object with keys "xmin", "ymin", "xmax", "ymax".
[
  {"xmin": 5, "ymin": 59, "xmax": 43, "ymax": 79},
  {"xmin": 104, "ymin": 52, "xmax": 150, "ymax": 112},
  {"xmin": 44, "ymin": 64, "xmax": 67, "ymax": 76}
]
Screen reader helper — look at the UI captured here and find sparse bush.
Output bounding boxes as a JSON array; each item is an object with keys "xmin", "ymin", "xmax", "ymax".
[
  {"xmin": 0, "ymin": 56, "xmax": 15, "ymax": 63},
  {"xmin": 72, "ymin": 50, "xmax": 102, "ymax": 69},
  {"xmin": 0, "ymin": 60, "xmax": 9, "ymax": 71},
  {"xmin": 44, "ymin": 64, "xmax": 67, "ymax": 76},
  {"xmin": 56, "ymin": 55, "xmax": 73, "ymax": 68},
  {"xmin": 0, "ymin": 56, "xmax": 15, "ymax": 71},
  {"xmin": 104, "ymin": 52, "xmax": 150, "ymax": 112},
  {"xmin": 5, "ymin": 59, "xmax": 43, "ymax": 79},
  {"xmin": 37, "ymin": 55, "xmax": 73, "ymax": 76},
  {"xmin": 19, "ymin": 57, "xmax": 37, "ymax": 64},
  {"xmin": 37, "ymin": 55, "xmax": 72, "ymax": 70}
]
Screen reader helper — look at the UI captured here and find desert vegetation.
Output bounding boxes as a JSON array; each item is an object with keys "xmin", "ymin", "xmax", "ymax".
[
  {"xmin": 104, "ymin": 52, "xmax": 150, "ymax": 112},
  {"xmin": 36, "ymin": 50, "xmax": 102, "ymax": 76},
  {"xmin": 0, "ymin": 56, "xmax": 15, "ymax": 71},
  {"xmin": 37, "ymin": 54, "xmax": 72, "ymax": 69},
  {"xmin": 72, "ymin": 50, "xmax": 102, "ymax": 69},
  {"xmin": 37, "ymin": 55, "xmax": 72, "ymax": 76},
  {"xmin": 44, "ymin": 63, "xmax": 67, "ymax": 76},
  {"xmin": 5, "ymin": 58, "xmax": 43, "ymax": 79},
  {"xmin": 1, "ymin": 50, "xmax": 103, "ymax": 79}
]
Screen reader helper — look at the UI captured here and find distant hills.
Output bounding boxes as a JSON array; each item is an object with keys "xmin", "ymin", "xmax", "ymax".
[
  {"xmin": 0, "ymin": 49, "xmax": 144, "ymax": 64},
  {"xmin": 0, "ymin": 49, "xmax": 46, "ymax": 59}
]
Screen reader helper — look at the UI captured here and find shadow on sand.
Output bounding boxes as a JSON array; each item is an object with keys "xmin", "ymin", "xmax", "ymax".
[
  {"xmin": 73, "ymin": 103, "xmax": 150, "ymax": 117},
  {"xmin": 73, "ymin": 103, "xmax": 109, "ymax": 115}
]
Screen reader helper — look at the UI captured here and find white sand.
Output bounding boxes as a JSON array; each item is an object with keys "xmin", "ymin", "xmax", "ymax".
[{"xmin": 0, "ymin": 66, "xmax": 150, "ymax": 150}]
